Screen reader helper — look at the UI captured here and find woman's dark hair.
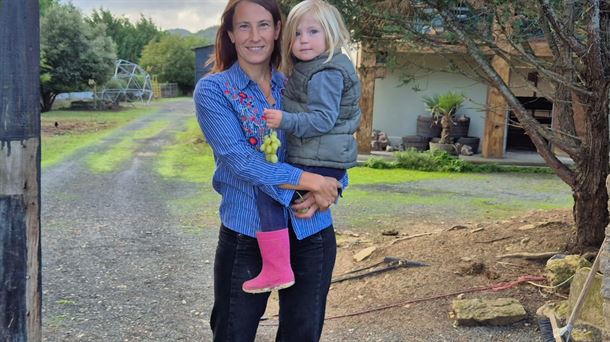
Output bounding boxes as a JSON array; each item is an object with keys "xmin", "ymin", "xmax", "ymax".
[{"xmin": 209, "ymin": 0, "xmax": 283, "ymax": 73}]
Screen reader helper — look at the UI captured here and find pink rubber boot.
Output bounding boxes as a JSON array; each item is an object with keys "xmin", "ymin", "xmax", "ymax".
[{"xmin": 242, "ymin": 229, "xmax": 295, "ymax": 293}]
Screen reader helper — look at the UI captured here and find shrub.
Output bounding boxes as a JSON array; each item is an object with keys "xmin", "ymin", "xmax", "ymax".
[{"xmin": 365, "ymin": 149, "xmax": 554, "ymax": 174}]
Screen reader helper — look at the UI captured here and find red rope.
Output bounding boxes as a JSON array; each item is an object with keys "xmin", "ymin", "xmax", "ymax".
[
  {"xmin": 490, "ymin": 275, "xmax": 545, "ymax": 291},
  {"xmin": 259, "ymin": 274, "xmax": 546, "ymax": 326}
]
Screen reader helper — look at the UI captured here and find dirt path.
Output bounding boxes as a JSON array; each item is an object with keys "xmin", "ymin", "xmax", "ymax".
[
  {"xmin": 42, "ymin": 101, "xmax": 217, "ymax": 341},
  {"xmin": 42, "ymin": 99, "xmax": 572, "ymax": 341}
]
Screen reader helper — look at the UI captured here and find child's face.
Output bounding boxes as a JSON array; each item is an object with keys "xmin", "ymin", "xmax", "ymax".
[{"xmin": 291, "ymin": 13, "xmax": 327, "ymax": 62}]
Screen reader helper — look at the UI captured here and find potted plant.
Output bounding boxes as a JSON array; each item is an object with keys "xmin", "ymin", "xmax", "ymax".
[{"xmin": 422, "ymin": 92, "xmax": 465, "ymax": 154}]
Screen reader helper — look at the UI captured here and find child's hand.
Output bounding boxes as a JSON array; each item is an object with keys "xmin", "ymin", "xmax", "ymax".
[{"xmin": 264, "ymin": 109, "xmax": 282, "ymax": 129}]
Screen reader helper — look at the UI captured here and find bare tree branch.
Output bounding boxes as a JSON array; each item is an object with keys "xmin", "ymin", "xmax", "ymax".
[
  {"xmin": 586, "ymin": 0, "xmax": 604, "ymax": 80},
  {"xmin": 538, "ymin": 4, "xmax": 561, "ymax": 57},
  {"xmin": 538, "ymin": 0, "xmax": 587, "ymax": 56}
]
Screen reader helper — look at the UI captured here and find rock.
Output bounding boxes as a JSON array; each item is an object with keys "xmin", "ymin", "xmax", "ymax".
[
  {"xmin": 451, "ymin": 298, "xmax": 526, "ymax": 326},
  {"xmin": 460, "ymin": 145, "xmax": 473, "ymax": 156},
  {"xmin": 567, "ymin": 267, "xmax": 604, "ymax": 329},
  {"xmin": 353, "ymin": 247, "xmax": 377, "ymax": 262},
  {"xmin": 459, "ymin": 262, "xmax": 486, "ymax": 275},
  {"xmin": 517, "ymin": 224, "xmax": 537, "ymax": 230},
  {"xmin": 546, "ymin": 254, "xmax": 591, "ymax": 291},
  {"xmin": 571, "ymin": 327, "xmax": 601, "ymax": 342},
  {"xmin": 381, "ymin": 229, "xmax": 399, "ymax": 236}
]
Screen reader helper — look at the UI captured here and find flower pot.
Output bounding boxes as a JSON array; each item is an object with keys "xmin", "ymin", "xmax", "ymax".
[
  {"xmin": 402, "ymin": 135, "xmax": 430, "ymax": 151},
  {"xmin": 449, "ymin": 115, "xmax": 470, "ymax": 140},
  {"xmin": 416, "ymin": 115, "xmax": 441, "ymax": 138}
]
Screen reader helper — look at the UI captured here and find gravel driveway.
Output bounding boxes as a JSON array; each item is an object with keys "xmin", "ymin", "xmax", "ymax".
[
  {"xmin": 42, "ymin": 101, "xmax": 218, "ymax": 341},
  {"xmin": 41, "ymin": 99, "xmax": 571, "ymax": 341}
]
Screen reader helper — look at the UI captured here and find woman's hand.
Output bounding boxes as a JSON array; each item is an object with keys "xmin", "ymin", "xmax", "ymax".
[
  {"xmin": 313, "ymin": 176, "xmax": 341, "ymax": 211},
  {"xmin": 264, "ymin": 109, "xmax": 283, "ymax": 129},
  {"xmin": 291, "ymin": 192, "xmax": 319, "ymax": 218},
  {"xmin": 283, "ymin": 173, "xmax": 342, "ymax": 212}
]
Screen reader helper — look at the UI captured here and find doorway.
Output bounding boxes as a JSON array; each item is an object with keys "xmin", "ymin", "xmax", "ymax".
[{"xmin": 506, "ymin": 97, "xmax": 553, "ymax": 151}]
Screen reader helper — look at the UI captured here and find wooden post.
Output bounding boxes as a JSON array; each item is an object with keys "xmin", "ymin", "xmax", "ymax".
[
  {"xmin": 481, "ymin": 14, "xmax": 514, "ymax": 159},
  {"xmin": 604, "ymin": 221, "xmax": 610, "ymax": 341},
  {"xmin": 604, "ymin": 176, "xmax": 610, "ymax": 341},
  {"xmin": 0, "ymin": 0, "xmax": 42, "ymax": 341},
  {"xmin": 356, "ymin": 42, "xmax": 376, "ymax": 154},
  {"xmin": 481, "ymin": 56, "xmax": 510, "ymax": 158}
]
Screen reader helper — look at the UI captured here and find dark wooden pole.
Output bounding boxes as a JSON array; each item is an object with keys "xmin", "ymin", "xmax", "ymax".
[{"xmin": 0, "ymin": 0, "xmax": 42, "ymax": 341}]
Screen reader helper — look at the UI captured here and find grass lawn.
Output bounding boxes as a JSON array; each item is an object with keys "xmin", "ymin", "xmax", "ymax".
[
  {"xmin": 41, "ymin": 104, "xmax": 160, "ymax": 168},
  {"xmin": 156, "ymin": 117, "xmax": 572, "ymax": 232},
  {"xmin": 86, "ymin": 119, "xmax": 171, "ymax": 173}
]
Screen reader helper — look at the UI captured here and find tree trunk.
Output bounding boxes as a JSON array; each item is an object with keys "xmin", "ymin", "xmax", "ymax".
[
  {"xmin": 0, "ymin": 0, "xmax": 42, "ymax": 340},
  {"xmin": 572, "ymin": 97, "xmax": 609, "ymax": 248},
  {"xmin": 573, "ymin": 187, "xmax": 608, "ymax": 248},
  {"xmin": 356, "ymin": 42, "xmax": 376, "ymax": 154},
  {"xmin": 41, "ymin": 91, "xmax": 56, "ymax": 113},
  {"xmin": 439, "ymin": 115, "xmax": 451, "ymax": 144}
]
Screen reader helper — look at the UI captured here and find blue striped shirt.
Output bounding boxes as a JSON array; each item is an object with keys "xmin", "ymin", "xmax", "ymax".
[{"xmin": 194, "ymin": 62, "xmax": 345, "ymax": 240}]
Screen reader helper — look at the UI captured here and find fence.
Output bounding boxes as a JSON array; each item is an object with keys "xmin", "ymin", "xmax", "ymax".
[{"xmin": 159, "ymin": 83, "xmax": 179, "ymax": 98}]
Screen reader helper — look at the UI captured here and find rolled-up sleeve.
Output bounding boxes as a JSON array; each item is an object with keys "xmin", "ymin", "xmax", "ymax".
[
  {"xmin": 279, "ymin": 70, "xmax": 344, "ymax": 138},
  {"xmin": 194, "ymin": 78, "xmax": 303, "ymax": 190}
]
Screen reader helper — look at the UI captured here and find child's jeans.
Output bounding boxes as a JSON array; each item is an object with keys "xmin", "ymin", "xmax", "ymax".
[{"xmin": 256, "ymin": 164, "xmax": 345, "ymax": 232}]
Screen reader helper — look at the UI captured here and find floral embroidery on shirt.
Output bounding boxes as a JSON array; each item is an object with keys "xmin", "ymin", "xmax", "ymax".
[{"xmin": 223, "ymin": 82, "xmax": 270, "ymax": 147}]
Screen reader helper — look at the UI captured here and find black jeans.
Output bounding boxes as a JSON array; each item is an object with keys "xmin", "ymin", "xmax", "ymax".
[{"xmin": 210, "ymin": 224, "xmax": 337, "ymax": 342}]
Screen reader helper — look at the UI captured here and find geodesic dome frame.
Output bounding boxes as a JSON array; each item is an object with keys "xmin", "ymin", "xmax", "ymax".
[{"xmin": 101, "ymin": 59, "xmax": 153, "ymax": 104}]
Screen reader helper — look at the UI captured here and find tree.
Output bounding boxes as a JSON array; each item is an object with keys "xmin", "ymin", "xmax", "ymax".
[
  {"xmin": 1, "ymin": 0, "xmax": 41, "ymax": 339},
  {"xmin": 39, "ymin": 0, "xmax": 58, "ymax": 16},
  {"xmin": 139, "ymin": 34, "xmax": 206, "ymax": 94},
  {"xmin": 87, "ymin": 9, "xmax": 161, "ymax": 63},
  {"xmin": 282, "ymin": 0, "xmax": 609, "ymax": 249},
  {"xmin": 39, "ymin": 4, "xmax": 116, "ymax": 112}
]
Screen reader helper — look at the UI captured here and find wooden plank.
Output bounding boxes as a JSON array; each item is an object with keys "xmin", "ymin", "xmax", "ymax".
[
  {"xmin": 0, "ymin": 0, "xmax": 41, "ymax": 341},
  {"xmin": 0, "ymin": 196, "xmax": 28, "ymax": 342},
  {"xmin": 356, "ymin": 43, "xmax": 376, "ymax": 154},
  {"xmin": 0, "ymin": 0, "xmax": 40, "ymax": 140}
]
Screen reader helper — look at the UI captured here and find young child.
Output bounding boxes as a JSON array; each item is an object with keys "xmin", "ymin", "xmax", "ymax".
[{"xmin": 242, "ymin": 0, "xmax": 360, "ymax": 294}]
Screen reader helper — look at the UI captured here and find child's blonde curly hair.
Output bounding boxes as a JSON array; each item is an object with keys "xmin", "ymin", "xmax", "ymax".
[{"xmin": 281, "ymin": 0, "xmax": 350, "ymax": 75}]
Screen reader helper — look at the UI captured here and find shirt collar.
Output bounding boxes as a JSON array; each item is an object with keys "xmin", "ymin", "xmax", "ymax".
[{"xmin": 227, "ymin": 61, "xmax": 285, "ymax": 90}]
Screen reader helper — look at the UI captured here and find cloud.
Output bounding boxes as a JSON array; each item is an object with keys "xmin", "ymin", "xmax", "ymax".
[{"xmin": 67, "ymin": 0, "xmax": 224, "ymax": 32}]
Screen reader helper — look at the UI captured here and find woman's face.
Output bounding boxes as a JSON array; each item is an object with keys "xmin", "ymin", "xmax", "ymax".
[{"xmin": 228, "ymin": 1, "xmax": 280, "ymax": 70}]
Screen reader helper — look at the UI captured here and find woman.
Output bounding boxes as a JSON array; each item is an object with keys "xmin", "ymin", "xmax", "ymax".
[{"xmin": 193, "ymin": 0, "xmax": 344, "ymax": 341}]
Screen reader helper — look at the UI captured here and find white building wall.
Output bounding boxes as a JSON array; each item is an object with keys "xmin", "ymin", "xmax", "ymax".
[{"xmin": 371, "ymin": 54, "xmax": 489, "ymax": 144}]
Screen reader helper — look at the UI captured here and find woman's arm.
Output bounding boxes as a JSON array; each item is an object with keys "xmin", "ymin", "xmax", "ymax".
[{"xmin": 194, "ymin": 78, "xmax": 339, "ymax": 206}]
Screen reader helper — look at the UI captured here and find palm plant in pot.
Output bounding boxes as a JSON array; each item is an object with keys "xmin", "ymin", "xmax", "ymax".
[{"xmin": 422, "ymin": 91, "xmax": 465, "ymax": 154}]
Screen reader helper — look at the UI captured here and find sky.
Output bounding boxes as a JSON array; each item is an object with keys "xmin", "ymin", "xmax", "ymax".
[{"xmin": 65, "ymin": 0, "xmax": 225, "ymax": 32}]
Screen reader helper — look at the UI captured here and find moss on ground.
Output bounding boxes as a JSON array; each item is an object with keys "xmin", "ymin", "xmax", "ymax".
[{"xmin": 87, "ymin": 120, "xmax": 170, "ymax": 173}]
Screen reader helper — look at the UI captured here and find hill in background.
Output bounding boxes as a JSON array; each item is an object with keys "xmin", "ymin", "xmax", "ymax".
[{"xmin": 166, "ymin": 26, "xmax": 218, "ymax": 45}]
